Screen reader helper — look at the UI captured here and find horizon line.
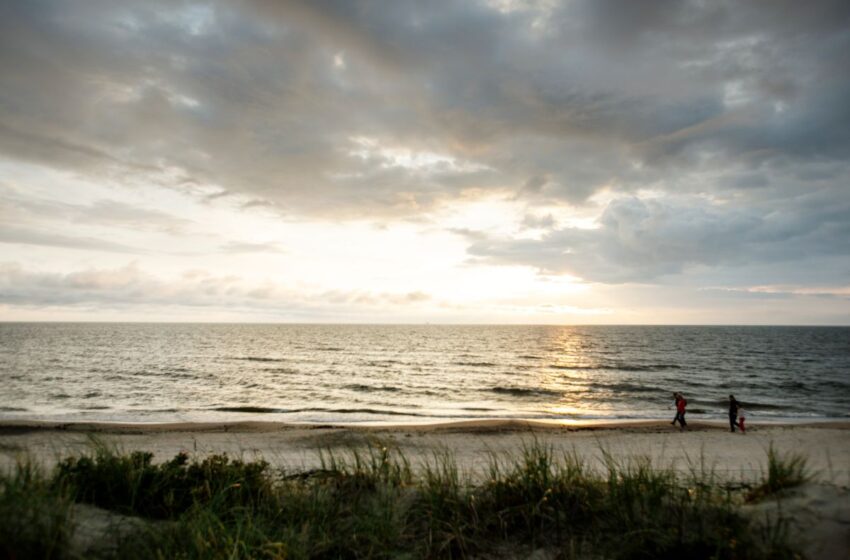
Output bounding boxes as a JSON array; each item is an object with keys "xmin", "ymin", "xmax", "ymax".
[{"xmin": 1, "ymin": 320, "xmax": 848, "ymax": 327}]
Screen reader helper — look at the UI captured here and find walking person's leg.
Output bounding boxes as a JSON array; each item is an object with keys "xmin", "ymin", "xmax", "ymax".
[{"xmin": 729, "ymin": 413, "xmax": 737, "ymax": 432}]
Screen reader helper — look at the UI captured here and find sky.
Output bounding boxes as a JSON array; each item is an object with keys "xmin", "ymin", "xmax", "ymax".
[{"xmin": 1, "ymin": 0, "xmax": 849, "ymax": 324}]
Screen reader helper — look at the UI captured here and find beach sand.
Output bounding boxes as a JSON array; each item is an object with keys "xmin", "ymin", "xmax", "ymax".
[
  {"xmin": 2, "ymin": 419, "xmax": 848, "ymax": 483},
  {"xmin": 3, "ymin": 419, "xmax": 849, "ymax": 558}
]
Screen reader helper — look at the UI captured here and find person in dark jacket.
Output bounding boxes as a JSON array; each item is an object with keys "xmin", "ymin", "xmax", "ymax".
[{"xmin": 728, "ymin": 394, "xmax": 741, "ymax": 432}]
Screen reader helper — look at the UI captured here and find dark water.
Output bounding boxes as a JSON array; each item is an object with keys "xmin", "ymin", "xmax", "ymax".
[{"xmin": 1, "ymin": 323, "xmax": 848, "ymax": 424}]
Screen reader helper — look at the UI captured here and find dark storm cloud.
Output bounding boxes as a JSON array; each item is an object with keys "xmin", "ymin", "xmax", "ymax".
[{"xmin": 1, "ymin": 0, "xmax": 849, "ymax": 283}]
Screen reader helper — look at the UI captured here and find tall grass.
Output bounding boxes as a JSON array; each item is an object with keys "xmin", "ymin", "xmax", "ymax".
[
  {"xmin": 0, "ymin": 458, "xmax": 73, "ymax": 559},
  {"xmin": 0, "ymin": 442, "xmax": 805, "ymax": 559},
  {"xmin": 746, "ymin": 444, "xmax": 809, "ymax": 503}
]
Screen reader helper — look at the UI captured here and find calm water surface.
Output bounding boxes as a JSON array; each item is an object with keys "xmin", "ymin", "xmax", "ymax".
[{"xmin": 1, "ymin": 324, "xmax": 848, "ymax": 424}]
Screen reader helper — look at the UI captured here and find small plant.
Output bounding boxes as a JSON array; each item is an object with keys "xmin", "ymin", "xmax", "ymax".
[{"xmin": 747, "ymin": 444, "xmax": 809, "ymax": 502}]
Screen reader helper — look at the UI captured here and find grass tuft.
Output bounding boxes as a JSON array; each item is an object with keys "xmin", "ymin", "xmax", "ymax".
[{"xmin": 747, "ymin": 444, "xmax": 809, "ymax": 502}]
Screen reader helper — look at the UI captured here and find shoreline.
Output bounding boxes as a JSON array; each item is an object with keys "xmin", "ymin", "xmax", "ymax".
[{"xmin": 1, "ymin": 417, "xmax": 849, "ymax": 435}]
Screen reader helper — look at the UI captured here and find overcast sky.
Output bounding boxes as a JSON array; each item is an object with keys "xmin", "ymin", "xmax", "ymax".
[{"xmin": 1, "ymin": 0, "xmax": 849, "ymax": 324}]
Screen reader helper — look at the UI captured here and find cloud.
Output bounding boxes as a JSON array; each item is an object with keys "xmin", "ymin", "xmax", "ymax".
[
  {"xmin": 702, "ymin": 285, "xmax": 850, "ymax": 299},
  {"xmin": 0, "ymin": 0, "xmax": 849, "ymax": 308},
  {"xmin": 467, "ymin": 193, "xmax": 850, "ymax": 283},
  {"xmin": 1, "ymin": 0, "xmax": 847, "ymax": 219},
  {"xmin": 519, "ymin": 213, "xmax": 555, "ymax": 230},
  {"xmin": 0, "ymin": 225, "xmax": 144, "ymax": 254},
  {"xmin": 0, "ymin": 262, "xmax": 432, "ymax": 316},
  {"xmin": 0, "ymin": 189, "xmax": 191, "ymax": 234}
]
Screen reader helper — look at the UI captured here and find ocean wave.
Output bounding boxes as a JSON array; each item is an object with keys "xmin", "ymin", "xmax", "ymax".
[
  {"xmin": 717, "ymin": 381, "xmax": 766, "ymax": 390},
  {"xmin": 211, "ymin": 406, "xmax": 426, "ymax": 417},
  {"xmin": 587, "ymin": 382, "xmax": 663, "ymax": 394},
  {"xmin": 461, "ymin": 406, "xmax": 499, "ymax": 411},
  {"xmin": 344, "ymin": 384, "xmax": 402, "ymax": 393},
  {"xmin": 822, "ymin": 380, "xmax": 850, "ymax": 390},
  {"xmin": 232, "ymin": 357, "xmax": 287, "ymax": 363},
  {"xmin": 691, "ymin": 400, "xmax": 793, "ymax": 412},
  {"xmin": 213, "ymin": 406, "xmax": 285, "ymax": 413},
  {"xmin": 307, "ymin": 407, "xmax": 424, "ymax": 417},
  {"xmin": 489, "ymin": 386, "xmax": 562, "ymax": 398},
  {"xmin": 738, "ymin": 402, "xmax": 793, "ymax": 411},
  {"xmin": 550, "ymin": 363, "xmax": 681, "ymax": 372},
  {"xmin": 164, "ymin": 370, "xmax": 198, "ymax": 379},
  {"xmin": 453, "ymin": 361, "xmax": 498, "ymax": 368},
  {"xmin": 263, "ymin": 367, "xmax": 299, "ymax": 374},
  {"xmin": 364, "ymin": 359, "xmax": 403, "ymax": 367},
  {"xmin": 0, "ymin": 406, "xmax": 28, "ymax": 412},
  {"xmin": 778, "ymin": 381, "xmax": 813, "ymax": 391}
]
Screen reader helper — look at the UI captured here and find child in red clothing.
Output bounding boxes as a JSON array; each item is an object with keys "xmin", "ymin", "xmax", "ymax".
[{"xmin": 738, "ymin": 408, "xmax": 746, "ymax": 433}]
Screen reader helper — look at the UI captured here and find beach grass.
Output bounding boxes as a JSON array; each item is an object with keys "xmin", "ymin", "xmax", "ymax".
[
  {"xmin": 746, "ymin": 444, "xmax": 809, "ymax": 503},
  {"xmin": 0, "ymin": 441, "xmax": 806, "ymax": 559},
  {"xmin": 0, "ymin": 457, "xmax": 74, "ymax": 559}
]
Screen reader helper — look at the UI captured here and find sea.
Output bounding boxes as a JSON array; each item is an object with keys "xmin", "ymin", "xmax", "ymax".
[{"xmin": 1, "ymin": 323, "xmax": 848, "ymax": 425}]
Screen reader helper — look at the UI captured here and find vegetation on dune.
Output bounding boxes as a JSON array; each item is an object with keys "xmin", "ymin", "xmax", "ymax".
[
  {"xmin": 746, "ymin": 444, "xmax": 809, "ymax": 503},
  {"xmin": 0, "ymin": 442, "xmax": 808, "ymax": 559},
  {"xmin": 53, "ymin": 443, "xmax": 272, "ymax": 519},
  {"xmin": 0, "ymin": 458, "xmax": 73, "ymax": 560}
]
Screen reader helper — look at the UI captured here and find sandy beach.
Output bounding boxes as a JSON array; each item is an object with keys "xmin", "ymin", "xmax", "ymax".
[{"xmin": 3, "ymin": 419, "xmax": 848, "ymax": 484}]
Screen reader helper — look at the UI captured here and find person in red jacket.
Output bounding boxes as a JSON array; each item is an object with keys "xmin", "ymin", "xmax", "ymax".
[{"xmin": 672, "ymin": 392, "xmax": 687, "ymax": 430}]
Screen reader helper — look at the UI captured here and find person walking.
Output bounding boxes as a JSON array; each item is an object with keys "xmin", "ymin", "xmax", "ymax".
[
  {"xmin": 728, "ymin": 394, "xmax": 741, "ymax": 433},
  {"xmin": 672, "ymin": 392, "xmax": 687, "ymax": 430}
]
